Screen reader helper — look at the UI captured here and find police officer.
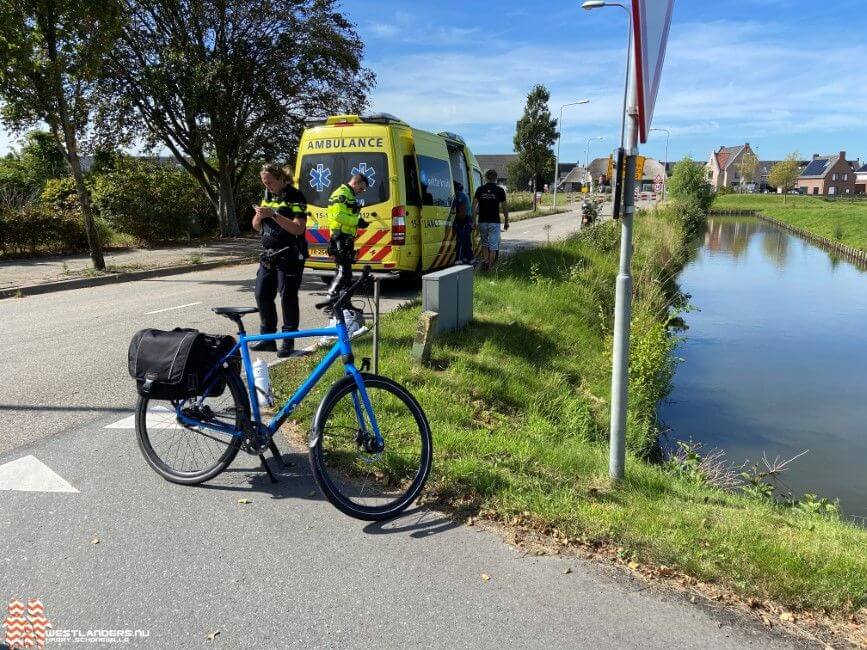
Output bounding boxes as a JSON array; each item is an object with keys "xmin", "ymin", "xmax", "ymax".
[
  {"xmin": 251, "ymin": 163, "xmax": 308, "ymax": 357},
  {"xmin": 326, "ymin": 172, "xmax": 369, "ymax": 296}
]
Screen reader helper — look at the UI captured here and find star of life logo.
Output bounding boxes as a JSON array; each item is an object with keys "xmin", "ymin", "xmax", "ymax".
[
  {"xmin": 351, "ymin": 162, "xmax": 376, "ymax": 187},
  {"xmin": 309, "ymin": 164, "xmax": 332, "ymax": 192},
  {"xmin": 4, "ymin": 599, "xmax": 150, "ymax": 646}
]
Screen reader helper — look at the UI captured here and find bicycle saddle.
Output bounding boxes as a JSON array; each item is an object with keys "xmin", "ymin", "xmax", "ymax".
[{"xmin": 212, "ymin": 307, "xmax": 259, "ymax": 316}]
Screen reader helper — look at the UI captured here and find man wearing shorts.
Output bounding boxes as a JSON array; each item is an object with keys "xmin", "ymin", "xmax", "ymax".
[{"xmin": 472, "ymin": 169, "xmax": 509, "ymax": 270}]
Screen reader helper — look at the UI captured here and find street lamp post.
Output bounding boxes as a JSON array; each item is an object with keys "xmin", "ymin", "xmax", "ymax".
[
  {"xmin": 553, "ymin": 99, "xmax": 590, "ymax": 209},
  {"xmin": 582, "ymin": 0, "xmax": 637, "ymax": 481},
  {"xmin": 650, "ymin": 127, "xmax": 670, "ymax": 200}
]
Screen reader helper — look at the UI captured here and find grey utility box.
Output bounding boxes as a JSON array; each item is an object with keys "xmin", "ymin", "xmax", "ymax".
[{"xmin": 422, "ymin": 265, "xmax": 474, "ymax": 334}]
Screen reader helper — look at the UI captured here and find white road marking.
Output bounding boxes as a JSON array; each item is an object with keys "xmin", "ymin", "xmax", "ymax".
[
  {"xmin": 145, "ymin": 301, "xmax": 201, "ymax": 315},
  {"xmin": 106, "ymin": 405, "xmax": 174, "ymax": 429},
  {"xmin": 0, "ymin": 455, "xmax": 79, "ymax": 493}
]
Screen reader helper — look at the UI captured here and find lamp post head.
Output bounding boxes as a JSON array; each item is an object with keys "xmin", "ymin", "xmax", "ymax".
[{"xmin": 582, "ymin": 1, "xmax": 607, "ymax": 9}]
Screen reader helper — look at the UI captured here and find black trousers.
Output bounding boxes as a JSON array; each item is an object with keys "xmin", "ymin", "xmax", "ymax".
[
  {"xmin": 327, "ymin": 233, "xmax": 356, "ymax": 296},
  {"xmin": 255, "ymin": 253, "xmax": 303, "ymax": 337}
]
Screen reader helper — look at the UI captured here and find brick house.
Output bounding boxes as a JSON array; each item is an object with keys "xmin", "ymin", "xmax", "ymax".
[
  {"xmin": 796, "ymin": 152, "xmax": 857, "ymax": 196},
  {"xmin": 706, "ymin": 143, "xmax": 756, "ymax": 190}
]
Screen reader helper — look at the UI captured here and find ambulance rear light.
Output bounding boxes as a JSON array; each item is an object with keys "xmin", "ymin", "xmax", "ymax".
[{"xmin": 391, "ymin": 206, "xmax": 406, "ymax": 245}]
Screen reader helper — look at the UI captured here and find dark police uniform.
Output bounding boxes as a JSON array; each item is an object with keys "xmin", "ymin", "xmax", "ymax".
[{"xmin": 255, "ymin": 186, "xmax": 308, "ymax": 344}]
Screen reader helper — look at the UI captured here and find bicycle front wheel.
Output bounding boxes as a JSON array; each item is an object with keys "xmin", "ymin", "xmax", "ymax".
[{"xmin": 309, "ymin": 374, "xmax": 432, "ymax": 521}]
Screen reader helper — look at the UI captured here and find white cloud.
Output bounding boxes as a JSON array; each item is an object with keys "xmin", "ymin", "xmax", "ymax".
[{"xmin": 366, "ymin": 13, "xmax": 867, "ymax": 159}]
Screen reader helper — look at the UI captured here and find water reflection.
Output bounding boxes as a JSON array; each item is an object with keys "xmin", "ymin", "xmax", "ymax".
[{"xmin": 663, "ymin": 217, "xmax": 867, "ymax": 519}]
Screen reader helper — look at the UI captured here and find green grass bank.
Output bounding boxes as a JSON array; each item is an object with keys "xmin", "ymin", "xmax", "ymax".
[
  {"xmin": 713, "ymin": 194, "xmax": 867, "ymax": 252},
  {"xmin": 272, "ymin": 209, "xmax": 867, "ymax": 615}
]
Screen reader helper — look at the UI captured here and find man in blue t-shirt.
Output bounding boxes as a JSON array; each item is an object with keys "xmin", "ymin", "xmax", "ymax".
[{"xmin": 451, "ymin": 181, "xmax": 473, "ymax": 264}]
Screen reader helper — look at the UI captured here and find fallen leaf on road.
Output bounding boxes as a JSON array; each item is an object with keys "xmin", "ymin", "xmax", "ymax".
[
  {"xmin": 780, "ymin": 612, "xmax": 796, "ymax": 623},
  {"xmin": 237, "ymin": 499, "xmax": 252, "ymax": 505},
  {"xmin": 563, "ymin": 567, "xmax": 572, "ymax": 575},
  {"xmin": 627, "ymin": 561, "xmax": 640, "ymax": 570},
  {"xmin": 746, "ymin": 597, "xmax": 760, "ymax": 609},
  {"xmin": 689, "ymin": 595, "xmax": 697, "ymax": 604},
  {"xmin": 481, "ymin": 573, "xmax": 491, "ymax": 582},
  {"xmin": 206, "ymin": 631, "xmax": 220, "ymax": 642},
  {"xmin": 91, "ymin": 537, "xmax": 100, "ymax": 545}
]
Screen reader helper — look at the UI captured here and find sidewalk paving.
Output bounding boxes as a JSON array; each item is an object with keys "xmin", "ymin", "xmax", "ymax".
[{"xmin": 0, "ymin": 237, "xmax": 260, "ymax": 291}]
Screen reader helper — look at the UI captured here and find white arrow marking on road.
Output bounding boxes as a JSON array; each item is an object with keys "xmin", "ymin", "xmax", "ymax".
[
  {"xmin": 145, "ymin": 301, "xmax": 202, "ymax": 315},
  {"xmin": 0, "ymin": 455, "xmax": 79, "ymax": 493},
  {"xmin": 106, "ymin": 405, "xmax": 178, "ymax": 430}
]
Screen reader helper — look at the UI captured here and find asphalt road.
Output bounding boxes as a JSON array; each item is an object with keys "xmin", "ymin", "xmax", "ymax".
[
  {"xmin": 1, "ymin": 208, "xmax": 797, "ymax": 648},
  {"xmin": 0, "ymin": 209, "xmax": 584, "ymax": 454}
]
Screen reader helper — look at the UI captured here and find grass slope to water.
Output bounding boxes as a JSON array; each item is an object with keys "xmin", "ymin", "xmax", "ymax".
[
  {"xmin": 714, "ymin": 194, "xmax": 867, "ymax": 252},
  {"xmin": 272, "ymin": 209, "xmax": 867, "ymax": 615}
]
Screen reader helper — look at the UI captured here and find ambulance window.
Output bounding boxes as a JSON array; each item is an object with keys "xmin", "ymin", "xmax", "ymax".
[
  {"xmin": 447, "ymin": 146, "xmax": 470, "ymax": 196},
  {"xmin": 417, "ymin": 155, "xmax": 452, "ymax": 207},
  {"xmin": 472, "ymin": 169, "xmax": 483, "ymax": 193},
  {"xmin": 403, "ymin": 155, "xmax": 422, "ymax": 206},
  {"xmin": 299, "ymin": 153, "xmax": 390, "ymax": 208}
]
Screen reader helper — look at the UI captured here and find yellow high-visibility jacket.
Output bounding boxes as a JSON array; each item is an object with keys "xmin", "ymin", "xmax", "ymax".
[{"xmin": 327, "ymin": 183, "xmax": 361, "ymax": 236}]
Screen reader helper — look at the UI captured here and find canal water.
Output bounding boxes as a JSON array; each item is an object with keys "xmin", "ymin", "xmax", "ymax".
[{"xmin": 660, "ymin": 216, "xmax": 867, "ymax": 520}]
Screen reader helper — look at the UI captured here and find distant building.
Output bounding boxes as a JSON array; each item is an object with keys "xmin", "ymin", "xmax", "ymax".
[
  {"xmin": 796, "ymin": 151, "xmax": 856, "ymax": 196},
  {"xmin": 559, "ymin": 165, "xmax": 590, "ymax": 192},
  {"xmin": 854, "ymin": 163, "xmax": 867, "ymax": 195},
  {"xmin": 474, "ymin": 154, "xmax": 517, "ymax": 186},
  {"xmin": 705, "ymin": 143, "xmax": 757, "ymax": 189}
]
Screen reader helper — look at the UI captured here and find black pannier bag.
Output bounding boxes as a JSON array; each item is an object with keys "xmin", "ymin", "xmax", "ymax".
[{"xmin": 128, "ymin": 328, "xmax": 236, "ymax": 399}]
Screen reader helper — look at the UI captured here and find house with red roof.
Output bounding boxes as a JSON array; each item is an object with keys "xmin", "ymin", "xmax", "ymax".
[{"xmin": 706, "ymin": 143, "xmax": 756, "ymax": 190}]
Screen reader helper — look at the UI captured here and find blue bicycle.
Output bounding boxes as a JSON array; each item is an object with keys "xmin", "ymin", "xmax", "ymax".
[{"xmin": 134, "ymin": 267, "xmax": 432, "ymax": 521}]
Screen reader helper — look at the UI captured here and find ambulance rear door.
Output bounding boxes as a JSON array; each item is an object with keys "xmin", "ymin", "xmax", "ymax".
[{"xmin": 412, "ymin": 131, "xmax": 454, "ymax": 270}]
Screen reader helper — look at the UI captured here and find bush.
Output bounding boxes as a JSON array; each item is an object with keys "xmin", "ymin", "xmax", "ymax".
[
  {"xmin": 90, "ymin": 160, "xmax": 218, "ymax": 243},
  {"xmin": 668, "ymin": 156, "xmax": 713, "ymax": 213},
  {"xmin": 0, "ymin": 202, "xmax": 92, "ymax": 255},
  {"xmin": 715, "ymin": 185, "xmax": 733, "ymax": 196}
]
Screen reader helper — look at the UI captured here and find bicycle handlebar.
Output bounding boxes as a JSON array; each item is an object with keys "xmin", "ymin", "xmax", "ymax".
[{"xmin": 315, "ymin": 265, "xmax": 372, "ymax": 311}]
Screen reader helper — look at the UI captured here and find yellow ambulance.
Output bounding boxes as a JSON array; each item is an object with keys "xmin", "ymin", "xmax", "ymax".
[{"xmin": 296, "ymin": 113, "xmax": 482, "ymax": 278}]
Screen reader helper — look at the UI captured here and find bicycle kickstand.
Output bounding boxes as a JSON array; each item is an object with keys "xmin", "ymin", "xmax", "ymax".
[
  {"xmin": 259, "ymin": 455, "xmax": 279, "ymax": 484},
  {"xmin": 269, "ymin": 440, "xmax": 289, "ymax": 467}
]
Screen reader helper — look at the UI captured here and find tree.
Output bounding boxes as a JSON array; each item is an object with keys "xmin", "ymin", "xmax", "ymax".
[
  {"xmin": 668, "ymin": 156, "xmax": 713, "ymax": 212},
  {"xmin": 0, "ymin": 130, "xmax": 67, "ymax": 200},
  {"xmin": 737, "ymin": 150, "xmax": 759, "ymax": 190},
  {"xmin": 99, "ymin": 0, "xmax": 374, "ymax": 237},
  {"xmin": 768, "ymin": 153, "xmax": 801, "ymax": 203},
  {"xmin": 0, "ymin": 1, "xmax": 122, "ymax": 269},
  {"xmin": 512, "ymin": 85, "xmax": 558, "ymax": 193}
]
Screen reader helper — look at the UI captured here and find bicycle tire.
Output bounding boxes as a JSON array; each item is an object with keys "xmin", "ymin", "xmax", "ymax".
[
  {"xmin": 309, "ymin": 373, "xmax": 432, "ymax": 521},
  {"xmin": 135, "ymin": 367, "xmax": 247, "ymax": 485}
]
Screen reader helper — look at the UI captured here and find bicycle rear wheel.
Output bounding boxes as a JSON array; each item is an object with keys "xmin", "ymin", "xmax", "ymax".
[
  {"xmin": 309, "ymin": 374, "xmax": 432, "ymax": 521},
  {"xmin": 135, "ymin": 367, "xmax": 246, "ymax": 485}
]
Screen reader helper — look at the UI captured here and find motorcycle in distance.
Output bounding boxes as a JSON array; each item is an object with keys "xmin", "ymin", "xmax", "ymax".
[{"xmin": 581, "ymin": 198, "xmax": 598, "ymax": 226}]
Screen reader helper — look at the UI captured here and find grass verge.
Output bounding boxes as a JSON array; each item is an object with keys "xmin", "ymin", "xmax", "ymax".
[
  {"xmin": 714, "ymin": 194, "xmax": 867, "ymax": 252},
  {"xmin": 271, "ymin": 208, "xmax": 867, "ymax": 616}
]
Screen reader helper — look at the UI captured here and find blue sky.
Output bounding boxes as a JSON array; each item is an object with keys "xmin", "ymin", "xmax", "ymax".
[
  {"xmin": 355, "ymin": 0, "xmax": 867, "ymax": 165},
  {"xmin": 2, "ymin": 0, "xmax": 865, "ymax": 165}
]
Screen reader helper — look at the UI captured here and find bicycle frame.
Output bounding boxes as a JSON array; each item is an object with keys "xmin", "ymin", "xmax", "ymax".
[{"xmin": 174, "ymin": 321, "xmax": 383, "ymax": 446}]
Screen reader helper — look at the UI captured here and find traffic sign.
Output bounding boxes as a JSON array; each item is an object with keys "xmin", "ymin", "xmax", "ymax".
[
  {"xmin": 632, "ymin": 0, "xmax": 675, "ymax": 143},
  {"xmin": 653, "ymin": 174, "xmax": 663, "ymax": 192}
]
